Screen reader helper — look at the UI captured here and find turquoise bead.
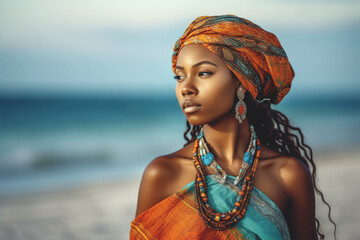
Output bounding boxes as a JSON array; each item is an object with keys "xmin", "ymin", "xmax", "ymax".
[
  {"xmin": 203, "ymin": 154, "xmax": 212, "ymax": 165},
  {"xmin": 244, "ymin": 152, "xmax": 251, "ymax": 163}
]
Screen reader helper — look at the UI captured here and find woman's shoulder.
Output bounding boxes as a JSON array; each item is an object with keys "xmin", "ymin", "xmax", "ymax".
[
  {"xmin": 135, "ymin": 142, "xmax": 196, "ymax": 217},
  {"xmin": 260, "ymin": 145, "xmax": 311, "ymax": 176},
  {"xmin": 256, "ymin": 145, "xmax": 314, "ymax": 213},
  {"xmin": 145, "ymin": 142, "xmax": 196, "ymax": 183},
  {"xmin": 260, "ymin": 145, "xmax": 312, "ymax": 189},
  {"xmin": 258, "ymin": 146, "xmax": 317, "ymax": 237}
]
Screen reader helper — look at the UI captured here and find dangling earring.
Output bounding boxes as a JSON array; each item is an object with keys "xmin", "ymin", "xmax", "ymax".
[{"xmin": 235, "ymin": 85, "xmax": 247, "ymax": 124}]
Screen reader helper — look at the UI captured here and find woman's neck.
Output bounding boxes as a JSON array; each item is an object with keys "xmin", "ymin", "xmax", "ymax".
[{"xmin": 202, "ymin": 114, "xmax": 251, "ymax": 167}]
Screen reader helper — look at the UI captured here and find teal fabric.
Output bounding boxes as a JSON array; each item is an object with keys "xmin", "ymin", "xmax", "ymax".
[{"xmin": 181, "ymin": 175, "xmax": 291, "ymax": 240}]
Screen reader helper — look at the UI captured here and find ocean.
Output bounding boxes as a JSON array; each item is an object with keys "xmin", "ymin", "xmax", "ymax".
[{"xmin": 1, "ymin": 95, "xmax": 359, "ymax": 196}]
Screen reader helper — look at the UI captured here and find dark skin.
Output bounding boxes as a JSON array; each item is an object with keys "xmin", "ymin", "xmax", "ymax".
[{"xmin": 135, "ymin": 44, "xmax": 317, "ymax": 240}]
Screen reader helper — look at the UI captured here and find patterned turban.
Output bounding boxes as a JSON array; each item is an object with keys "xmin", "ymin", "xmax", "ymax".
[{"xmin": 172, "ymin": 15, "xmax": 295, "ymax": 104}]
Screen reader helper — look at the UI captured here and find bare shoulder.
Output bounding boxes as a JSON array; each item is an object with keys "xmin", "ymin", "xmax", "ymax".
[
  {"xmin": 279, "ymin": 154, "xmax": 316, "ymax": 214},
  {"xmin": 134, "ymin": 143, "xmax": 195, "ymax": 217},
  {"xmin": 280, "ymin": 155, "xmax": 312, "ymax": 187},
  {"xmin": 278, "ymin": 155, "xmax": 317, "ymax": 239},
  {"xmin": 257, "ymin": 145, "xmax": 317, "ymax": 239},
  {"xmin": 255, "ymin": 145, "xmax": 313, "ymax": 212},
  {"xmin": 264, "ymin": 147, "xmax": 313, "ymax": 196},
  {"xmin": 259, "ymin": 145, "xmax": 312, "ymax": 188}
]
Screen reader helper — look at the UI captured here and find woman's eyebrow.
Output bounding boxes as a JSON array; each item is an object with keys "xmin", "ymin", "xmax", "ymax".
[{"xmin": 175, "ymin": 61, "xmax": 218, "ymax": 70}]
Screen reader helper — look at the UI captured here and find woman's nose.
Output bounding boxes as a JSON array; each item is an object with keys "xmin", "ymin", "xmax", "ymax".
[{"xmin": 181, "ymin": 78, "xmax": 198, "ymax": 97}]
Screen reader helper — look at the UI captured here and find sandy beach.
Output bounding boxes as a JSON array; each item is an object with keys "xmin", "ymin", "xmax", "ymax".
[{"xmin": 0, "ymin": 150, "xmax": 359, "ymax": 240}]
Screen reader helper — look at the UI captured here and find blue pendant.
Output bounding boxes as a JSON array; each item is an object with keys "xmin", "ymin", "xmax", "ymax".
[
  {"xmin": 202, "ymin": 153, "xmax": 212, "ymax": 166},
  {"xmin": 207, "ymin": 152, "xmax": 214, "ymax": 161},
  {"xmin": 244, "ymin": 152, "xmax": 251, "ymax": 164}
]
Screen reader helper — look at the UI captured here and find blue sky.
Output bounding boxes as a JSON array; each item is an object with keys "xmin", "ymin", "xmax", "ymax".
[{"xmin": 0, "ymin": 0, "xmax": 359, "ymax": 97}]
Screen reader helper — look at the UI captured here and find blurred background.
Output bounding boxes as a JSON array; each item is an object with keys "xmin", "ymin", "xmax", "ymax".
[{"xmin": 0, "ymin": 0, "xmax": 359, "ymax": 239}]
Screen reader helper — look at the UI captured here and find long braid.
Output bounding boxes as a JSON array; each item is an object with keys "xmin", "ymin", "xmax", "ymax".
[{"xmin": 182, "ymin": 92, "xmax": 337, "ymax": 239}]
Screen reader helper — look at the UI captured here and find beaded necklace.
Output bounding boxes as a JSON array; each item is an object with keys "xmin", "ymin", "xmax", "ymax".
[
  {"xmin": 198, "ymin": 124, "xmax": 257, "ymax": 185},
  {"xmin": 192, "ymin": 125, "xmax": 261, "ymax": 230}
]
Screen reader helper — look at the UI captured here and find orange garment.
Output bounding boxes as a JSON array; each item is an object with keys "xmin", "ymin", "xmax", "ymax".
[
  {"xmin": 130, "ymin": 175, "xmax": 290, "ymax": 240},
  {"xmin": 172, "ymin": 15, "xmax": 295, "ymax": 104},
  {"xmin": 130, "ymin": 184, "xmax": 246, "ymax": 240}
]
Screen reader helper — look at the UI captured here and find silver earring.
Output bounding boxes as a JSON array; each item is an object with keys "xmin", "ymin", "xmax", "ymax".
[{"xmin": 235, "ymin": 85, "xmax": 247, "ymax": 124}]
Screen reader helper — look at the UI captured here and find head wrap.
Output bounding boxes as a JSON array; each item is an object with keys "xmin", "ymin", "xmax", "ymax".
[{"xmin": 172, "ymin": 15, "xmax": 294, "ymax": 104}]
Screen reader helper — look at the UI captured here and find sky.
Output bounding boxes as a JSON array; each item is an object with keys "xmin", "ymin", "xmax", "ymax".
[{"xmin": 0, "ymin": 0, "xmax": 359, "ymax": 97}]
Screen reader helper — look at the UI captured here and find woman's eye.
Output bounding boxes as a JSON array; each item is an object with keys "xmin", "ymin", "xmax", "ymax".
[
  {"xmin": 198, "ymin": 72, "xmax": 212, "ymax": 77},
  {"xmin": 174, "ymin": 75, "xmax": 183, "ymax": 81}
]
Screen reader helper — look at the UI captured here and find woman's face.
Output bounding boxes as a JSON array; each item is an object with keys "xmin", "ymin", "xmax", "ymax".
[{"xmin": 174, "ymin": 44, "xmax": 239, "ymax": 126}]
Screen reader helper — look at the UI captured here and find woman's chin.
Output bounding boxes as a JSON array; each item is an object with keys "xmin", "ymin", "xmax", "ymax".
[{"xmin": 186, "ymin": 116, "xmax": 211, "ymax": 126}]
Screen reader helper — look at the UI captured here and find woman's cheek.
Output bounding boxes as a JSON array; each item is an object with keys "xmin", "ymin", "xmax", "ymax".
[{"xmin": 206, "ymin": 84, "xmax": 235, "ymax": 110}]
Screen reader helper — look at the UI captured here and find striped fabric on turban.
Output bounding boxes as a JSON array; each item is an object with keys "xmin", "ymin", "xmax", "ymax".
[{"xmin": 172, "ymin": 15, "xmax": 295, "ymax": 104}]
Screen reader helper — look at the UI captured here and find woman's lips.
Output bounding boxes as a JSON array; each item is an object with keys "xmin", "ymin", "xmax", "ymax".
[
  {"xmin": 184, "ymin": 105, "xmax": 202, "ymax": 113},
  {"xmin": 183, "ymin": 100, "xmax": 202, "ymax": 113}
]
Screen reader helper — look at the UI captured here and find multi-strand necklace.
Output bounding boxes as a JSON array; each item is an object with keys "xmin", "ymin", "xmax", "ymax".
[
  {"xmin": 192, "ymin": 124, "xmax": 261, "ymax": 230},
  {"xmin": 197, "ymin": 124, "xmax": 257, "ymax": 186}
]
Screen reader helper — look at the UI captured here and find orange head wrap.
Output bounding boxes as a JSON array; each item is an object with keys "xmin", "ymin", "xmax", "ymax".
[{"xmin": 172, "ymin": 15, "xmax": 295, "ymax": 104}]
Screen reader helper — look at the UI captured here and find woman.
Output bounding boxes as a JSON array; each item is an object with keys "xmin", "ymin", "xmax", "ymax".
[{"xmin": 130, "ymin": 15, "xmax": 336, "ymax": 239}]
